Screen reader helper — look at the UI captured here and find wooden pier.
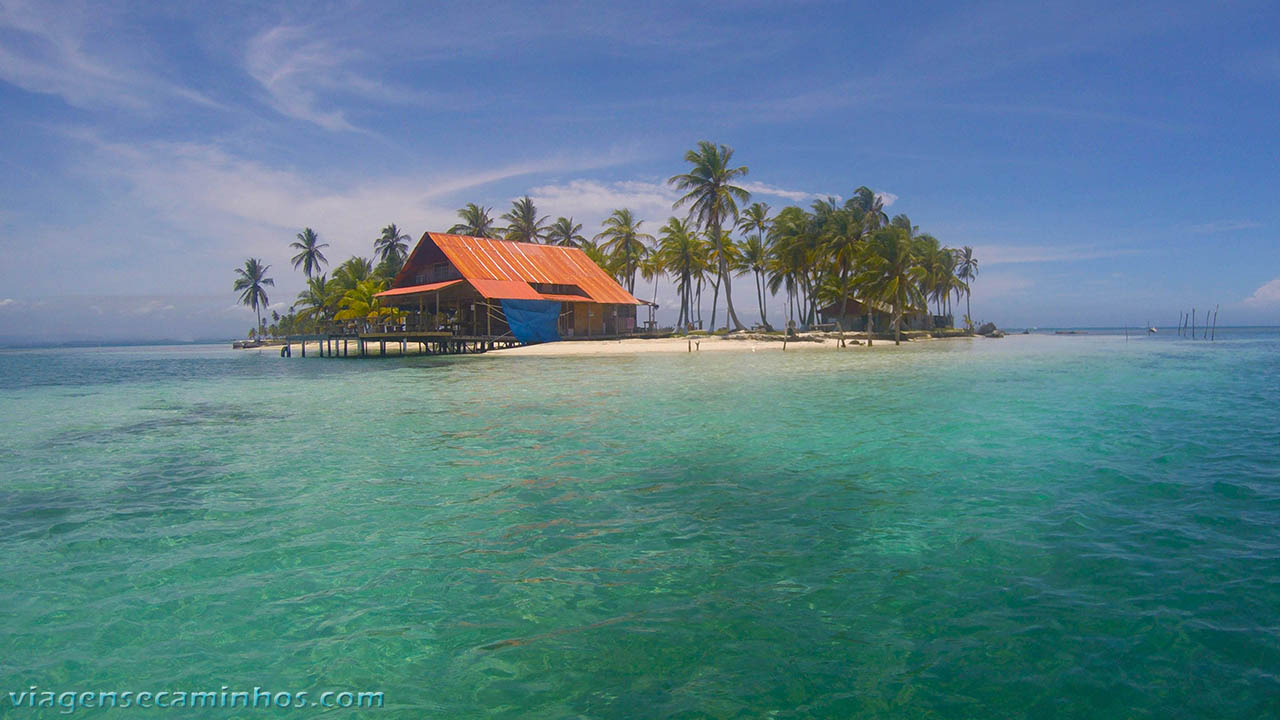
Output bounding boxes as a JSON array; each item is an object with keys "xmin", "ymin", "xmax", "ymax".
[
  {"xmin": 280, "ymin": 330, "xmax": 523, "ymax": 358},
  {"xmin": 278, "ymin": 327, "xmax": 673, "ymax": 359}
]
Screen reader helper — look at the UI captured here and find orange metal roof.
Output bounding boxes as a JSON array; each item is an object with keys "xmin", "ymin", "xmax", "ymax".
[
  {"xmin": 465, "ymin": 278, "xmax": 542, "ymax": 301},
  {"xmin": 374, "ymin": 279, "xmax": 464, "ymax": 298},
  {"xmin": 537, "ymin": 293, "xmax": 594, "ymax": 303},
  {"xmin": 428, "ymin": 233, "xmax": 643, "ymax": 305}
]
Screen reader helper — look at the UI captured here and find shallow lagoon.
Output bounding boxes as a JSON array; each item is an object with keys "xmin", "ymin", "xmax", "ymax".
[{"xmin": 1, "ymin": 331, "xmax": 1277, "ymax": 717}]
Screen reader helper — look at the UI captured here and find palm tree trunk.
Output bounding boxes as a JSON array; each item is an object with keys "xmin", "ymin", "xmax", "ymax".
[
  {"xmin": 760, "ymin": 272, "xmax": 769, "ymax": 328},
  {"xmin": 756, "ymin": 271, "xmax": 766, "ymax": 329},
  {"xmin": 866, "ymin": 308, "xmax": 873, "ymax": 347},
  {"xmin": 696, "ymin": 277, "xmax": 703, "ymax": 329},
  {"xmin": 720, "ymin": 258, "xmax": 744, "ymax": 330},
  {"xmin": 965, "ymin": 290, "xmax": 972, "ymax": 331},
  {"xmin": 709, "ymin": 275, "xmax": 720, "ymax": 330},
  {"xmin": 682, "ymin": 274, "xmax": 690, "ymax": 328},
  {"xmin": 711, "ymin": 218, "xmax": 744, "ymax": 331}
]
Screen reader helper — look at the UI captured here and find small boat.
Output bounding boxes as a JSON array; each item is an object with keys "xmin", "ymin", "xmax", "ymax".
[{"xmin": 1147, "ymin": 327, "xmax": 1157, "ymax": 334}]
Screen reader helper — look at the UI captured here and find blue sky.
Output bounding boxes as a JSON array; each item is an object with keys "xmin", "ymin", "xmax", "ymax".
[{"xmin": 1, "ymin": 0, "xmax": 1278, "ymax": 341}]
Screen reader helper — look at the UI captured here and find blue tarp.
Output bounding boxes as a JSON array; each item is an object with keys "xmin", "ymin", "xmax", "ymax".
[{"xmin": 501, "ymin": 299, "xmax": 561, "ymax": 344}]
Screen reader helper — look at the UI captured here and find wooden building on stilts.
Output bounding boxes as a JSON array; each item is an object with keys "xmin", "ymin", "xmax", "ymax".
[
  {"xmin": 379, "ymin": 230, "xmax": 648, "ymax": 340},
  {"xmin": 285, "ymin": 232, "xmax": 652, "ymax": 358}
]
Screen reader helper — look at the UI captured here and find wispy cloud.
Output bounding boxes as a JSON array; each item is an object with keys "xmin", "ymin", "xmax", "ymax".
[
  {"xmin": 56, "ymin": 132, "xmax": 637, "ymax": 294},
  {"xmin": 528, "ymin": 180, "xmax": 680, "ymax": 227},
  {"xmin": 1187, "ymin": 220, "xmax": 1262, "ymax": 234},
  {"xmin": 243, "ymin": 22, "xmax": 460, "ymax": 133},
  {"xmin": 0, "ymin": 0, "xmax": 220, "ymax": 111},
  {"xmin": 527, "ymin": 177, "xmax": 824, "ymax": 228},
  {"xmin": 1243, "ymin": 276, "xmax": 1280, "ymax": 307},
  {"xmin": 738, "ymin": 181, "xmax": 822, "ymax": 203}
]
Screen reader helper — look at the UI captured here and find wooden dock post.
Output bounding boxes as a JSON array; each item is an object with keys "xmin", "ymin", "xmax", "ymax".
[{"xmin": 1191, "ymin": 308, "xmax": 1196, "ymax": 339}]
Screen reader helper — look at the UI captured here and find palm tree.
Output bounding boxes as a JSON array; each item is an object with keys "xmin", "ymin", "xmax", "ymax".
[
  {"xmin": 737, "ymin": 202, "xmax": 772, "ymax": 327},
  {"xmin": 931, "ymin": 238, "xmax": 962, "ymax": 322},
  {"xmin": 913, "ymin": 234, "xmax": 945, "ymax": 316},
  {"xmin": 737, "ymin": 202, "xmax": 772, "ymax": 242},
  {"xmin": 233, "ymin": 258, "xmax": 274, "ymax": 337},
  {"xmin": 501, "ymin": 196, "xmax": 550, "ymax": 243},
  {"xmin": 817, "ymin": 207, "xmax": 866, "ymax": 333},
  {"xmin": 955, "ymin": 246, "xmax": 979, "ymax": 330},
  {"xmin": 290, "ymin": 228, "xmax": 329, "ymax": 278},
  {"xmin": 706, "ymin": 230, "xmax": 743, "ymax": 330},
  {"xmin": 374, "ymin": 223, "xmax": 411, "ymax": 267},
  {"xmin": 738, "ymin": 234, "xmax": 771, "ymax": 329},
  {"xmin": 294, "ymin": 273, "xmax": 332, "ymax": 325},
  {"xmin": 657, "ymin": 217, "xmax": 704, "ymax": 329},
  {"xmin": 816, "ymin": 271, "xmax": 861, "ymax": 339},
  {"xmin": 330, "ymin": 256, "xmax": 374, "ymax": 303},
  {"xmin": 639, "ymin": 251, "xmax": 662, "ymax": 310},
  {"xmin": 669, "ymin": 140, "xmax": 751, "ymax": 331},
  {"xmin": 911, "ymin": 234, "xmax": 962, "ymax": 324},
  {"xmin": 547, "ymin": 217, "xmax": 586, "ymax": 247},
  {"xmin": 334, "ymin": 278, "xmax": 394, "ymax": 330},
  {"xmin": 578, "ymin": 238, "xmax": 622, "ymax": 278},
  {"xmin": 767, "ymin": 205, "xmax": 819, "ymax": 328},
  {"xmin": 594, "ymin": 209, "xmax": 653, "ymax": 295},
  {"xmin": 890, "ymin": 213, "xmax": 918, "ymax": 236},
  {"xmin": 448, "ymin": 203, "xmax": 501, "ymax": 238},
  {"xmin": 855, "ymin": 227, "xmax": 926, "ymax": 345},
  {"xmin": 848, "ymin": 186, "xmax": 889, "ymax": 231}
]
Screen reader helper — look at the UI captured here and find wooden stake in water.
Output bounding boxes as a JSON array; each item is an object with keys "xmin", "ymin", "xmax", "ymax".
[
  {"xmin": 1191, "ymin": 308, "xmax": 1196, "ymax": 339},
  {"xmin": 1177, "ymin": 310, "xmax": 1183, "ymax": 336},
  {"xmin": 1211, "ymin": 305, "xmax": 1219, "ymax": 341}
]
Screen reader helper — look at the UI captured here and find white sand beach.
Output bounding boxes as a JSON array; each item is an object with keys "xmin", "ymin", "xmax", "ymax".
[{"xmin": 492, "ymin": 333, "xmax": 975, "ymax": 356}]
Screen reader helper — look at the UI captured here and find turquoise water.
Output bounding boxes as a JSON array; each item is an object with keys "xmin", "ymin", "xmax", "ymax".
[{"xmin": 1, "ymin": 330, "xmax": 1278, "ymax": 718}]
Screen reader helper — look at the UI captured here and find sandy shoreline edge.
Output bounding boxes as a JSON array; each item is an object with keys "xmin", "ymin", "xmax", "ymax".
[{"xmin": 492, "ymin": 333, "xmax": 984, "ymax": 356}]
